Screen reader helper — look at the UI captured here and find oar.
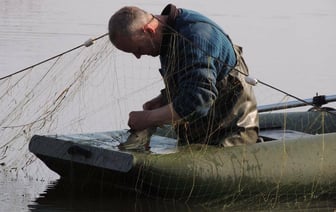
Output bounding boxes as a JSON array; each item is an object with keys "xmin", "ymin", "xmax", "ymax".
[{"xmin": 257, "ymin": 94, "xmax": 336, "ymax": 113}]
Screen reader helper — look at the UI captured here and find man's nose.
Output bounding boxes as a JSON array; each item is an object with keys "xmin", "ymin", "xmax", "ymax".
[{"xmin": 133, "ymin": 53, "xmax": 141, "ymax": 59}]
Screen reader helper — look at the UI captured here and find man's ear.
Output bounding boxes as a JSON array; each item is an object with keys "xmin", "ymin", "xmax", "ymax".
[{"xmin": 143, "ymin": 23, "xmax": 155, "ymax": 37}]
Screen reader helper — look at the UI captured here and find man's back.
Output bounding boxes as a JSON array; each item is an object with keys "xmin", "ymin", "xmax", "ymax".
[{"xmin": 159, "ymin": 4, "xmax": 259, "ymax": 146}]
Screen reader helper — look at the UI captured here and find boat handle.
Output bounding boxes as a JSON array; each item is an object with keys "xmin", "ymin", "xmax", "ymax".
[{"xmin": 67, "ymin": 145, "xmax": 92, "ymax": 159}]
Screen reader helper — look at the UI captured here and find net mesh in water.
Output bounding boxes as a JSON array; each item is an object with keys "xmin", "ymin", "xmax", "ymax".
[{"xmin": 0, "ymin": 32, "xmax": 335, "ymax": 209}]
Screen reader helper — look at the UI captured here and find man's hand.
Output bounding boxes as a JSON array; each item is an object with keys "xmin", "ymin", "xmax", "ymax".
[
  {"xmin": 128, "ymin": 110, "xmax": 152, "ymax": 131},
  {"xmin": 128, "ymin": 103, "xmax": 182, "ymax": 131}
]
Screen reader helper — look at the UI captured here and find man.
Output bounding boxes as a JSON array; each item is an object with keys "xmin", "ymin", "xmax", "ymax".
[{"xmin": 108, "ymin": 4, "xmax": 259, "ymax": 146}]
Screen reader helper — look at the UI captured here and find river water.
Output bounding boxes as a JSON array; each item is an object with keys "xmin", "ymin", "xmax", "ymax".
[{"xmin": 1, "ymin": 0, "xmax": 336, "ymax": 211}]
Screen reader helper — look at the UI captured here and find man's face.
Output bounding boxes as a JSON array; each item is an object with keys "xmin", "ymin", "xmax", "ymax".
[{"xmin": 114, "ymin": 33, "xmax": 160, "ymax": 59}]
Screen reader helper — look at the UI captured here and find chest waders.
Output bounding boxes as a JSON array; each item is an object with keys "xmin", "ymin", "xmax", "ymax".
[{"xmin": 176, "ymin": 44, "xmax": 259, "ymax": 147}]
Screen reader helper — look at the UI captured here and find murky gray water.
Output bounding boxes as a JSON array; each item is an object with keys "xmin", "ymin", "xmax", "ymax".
[{"xmin": 1, "ymin": 0, "xmax": 336, "ymax": 211}]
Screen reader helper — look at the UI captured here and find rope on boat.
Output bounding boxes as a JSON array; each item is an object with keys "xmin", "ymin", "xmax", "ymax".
[{"xmin": 0, "ymin": 32, "xmax": 109, "ymax": 81}]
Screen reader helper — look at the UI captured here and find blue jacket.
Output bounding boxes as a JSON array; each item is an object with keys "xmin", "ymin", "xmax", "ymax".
[
  {"xmin": 159, "ymin": 4, "xmax": 258, "ymax": 145},
  {"xmin": 160, "ymin": 5, "xmax": 236, "ymax": 120}
]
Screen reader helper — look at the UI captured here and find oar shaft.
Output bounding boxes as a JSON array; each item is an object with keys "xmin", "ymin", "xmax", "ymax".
[{"xmin": 258, "ymin": 95, "xmax": 336, "ymax": 113}]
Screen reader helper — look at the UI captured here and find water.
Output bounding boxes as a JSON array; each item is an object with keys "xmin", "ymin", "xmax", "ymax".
[{"xmin": 1, "ymin": 0, "xmax": 336, "ymax": 211}]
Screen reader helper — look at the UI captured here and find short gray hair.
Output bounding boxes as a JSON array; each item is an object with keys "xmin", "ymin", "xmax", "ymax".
[{"xmin": 108, "ymin": 6, "xmax": 149, "ymax": 45}]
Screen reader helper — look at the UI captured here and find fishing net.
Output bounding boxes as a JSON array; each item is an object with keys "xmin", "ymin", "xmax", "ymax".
[
  {"xmin": 0, "ymin": 35, "xmax": 162, "ymax": 177},
  {"xmin": 1, "ymin": 31, "xmax": 335, "ymax": 210}
]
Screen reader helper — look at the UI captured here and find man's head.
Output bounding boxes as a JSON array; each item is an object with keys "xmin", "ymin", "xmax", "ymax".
[{"xmin": 108, "ymin": 6, "xmax": 161, "ymax": 58}]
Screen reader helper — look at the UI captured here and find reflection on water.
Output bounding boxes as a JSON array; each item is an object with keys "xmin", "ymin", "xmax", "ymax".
[
  {"xmin": 0, "ymin": 171, "xmax": 50, "ymax": 212},
  {"xmin": 28, "ymin": 179, "xmax": 204, "ymax": 212},
  {"xmin": 28, "ymin": 179, "xmax": 336, "ymax": 211}
]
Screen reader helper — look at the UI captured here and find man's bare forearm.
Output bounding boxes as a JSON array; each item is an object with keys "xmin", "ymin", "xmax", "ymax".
[
  {"xmin": 128, "ymin": 103, "xmax": 181, "ymax": 130},
  {"xmin": 148, "ymin": 103, "xmax": 181, "ymax": 126}
]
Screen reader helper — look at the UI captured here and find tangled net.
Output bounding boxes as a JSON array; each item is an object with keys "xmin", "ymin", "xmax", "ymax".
[
  {"xmin": 0, "ymin": 34, "xmax": 162, "ymax": 177},
  {"xmin": 0, "ymin": 31, "xmax": 335, "ymax": 210}
]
